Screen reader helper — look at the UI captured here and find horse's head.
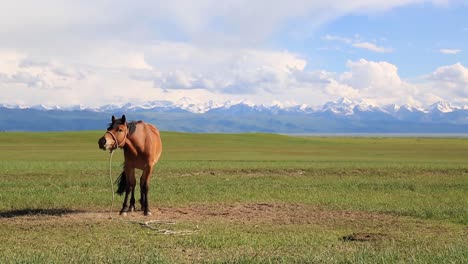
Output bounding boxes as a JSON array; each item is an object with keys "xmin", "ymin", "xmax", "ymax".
[{"xmin": 98, "ymin": 115, "xmax": 129, "ymax": 152}]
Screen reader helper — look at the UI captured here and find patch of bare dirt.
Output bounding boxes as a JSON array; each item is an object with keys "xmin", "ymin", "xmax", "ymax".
[
  {"xmin": 0, "ymin": 202, "xmax": 456, "ymax": 239},
  {"xmin": 0, "ymin": 203, "xmax": 396, "ymax": 227},
  {"xmin": 150, "ymin": 202, "xmax": 402, "ymax": 228},
  {"xmin": 0, "ymin": 203, "xmax": 410, "ymax": 226}
]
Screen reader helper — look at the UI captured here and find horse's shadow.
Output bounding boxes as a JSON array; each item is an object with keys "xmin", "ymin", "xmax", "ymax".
[{"xmin": 0, "ymin": 208, "xmax": 83, "ymax": 218}]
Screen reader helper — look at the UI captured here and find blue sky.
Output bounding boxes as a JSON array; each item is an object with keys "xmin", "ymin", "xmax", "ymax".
[
  {"xmin": 303, "ymin": 3, "xmax": 467, "ymax": 77},
  {"xmin": 0, "ymin": 0, "xmax": 467, "ymax": 108}
]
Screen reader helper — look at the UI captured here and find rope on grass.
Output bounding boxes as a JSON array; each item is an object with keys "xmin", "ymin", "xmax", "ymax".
[
  {"xmin": 118, "ymin": 219, "xmax": 199, "ymax": 235},
  {"xmin": 139, "ymin": 220, "xmax": 199, "ymax": 235}
]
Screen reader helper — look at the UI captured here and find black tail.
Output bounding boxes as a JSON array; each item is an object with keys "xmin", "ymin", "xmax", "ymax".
[{"xmin": 116, "ymin": 171, "xmax": 126, "ymax": 195}]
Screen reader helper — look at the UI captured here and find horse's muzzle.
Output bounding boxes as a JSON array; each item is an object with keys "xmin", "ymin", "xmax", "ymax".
[{"xmin": 98, "ymin": 137, "xmax": 107, "ymax": 150}]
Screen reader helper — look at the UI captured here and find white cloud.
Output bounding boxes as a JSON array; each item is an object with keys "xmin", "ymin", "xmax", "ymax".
[
  {"xmin": 322, "ymin": 34, "xmax": 353, "ymax": 44},
  {"xmin": 140, "ymin": 43, "xmax": 306, "ymax": 95},
  {"xmin": 428, "ymin": 63, "xmax": 468, "ymax": 99},
  {"xmin": 429, "ymin": 63, "xmax": 468, "ymax": 83},
  {"xmin": 340, "ymin": 59, "xmax": 402, "ymax": 90},
  {"xmin": 287, "ymin": 59, "xmax": 468, "ymax": 107},
  {"xmin": 0, "ymin": 43, "xmax": 309, "ymax": 106},
  {"xmin": 1, "ymin": 45, "xmax": 466, "ymax": 107},
  {"xmin": 324, "ymin": 80, "xmax": 360, "ymax": 100},
  {"xmin": 352, "ymin": 42, "xmax": 393, "ymax": 53},
  {"xmin": 330, "ymin": 59, "xmax": 468, "ymax": 107},
  {"xmin": 270, "ymin": 59, "xmax": 420, "ymax": 106},
  {"xmin": 324, "ymin": 59, "xmax": 419, "ymax": 105},
  {"xmin": 2, "ymin": 41, "xmax": 466, "ymax": 108},
  {"xmin": 439, "ymin": 48, "xmax": 461, "ymax": 54},
  {"xmin": 0, "ymin": 51, "xmax": 83, "ymax": 90},
  {"xmin": 323, "ymin": 34, "xmax": 393, "ymax": 53}
]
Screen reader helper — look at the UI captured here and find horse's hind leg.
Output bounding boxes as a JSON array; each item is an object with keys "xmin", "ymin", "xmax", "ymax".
[
  {"xmin": 129, "ymin": 186, "xmax": 136, "ymax": 213},
  {"xmin": 140, "ymin": 164, "xmax": 154, "ymax": 216},
  {"xmin": 120, "ymin": 167, "xmax": 136, "ymax": 216}
]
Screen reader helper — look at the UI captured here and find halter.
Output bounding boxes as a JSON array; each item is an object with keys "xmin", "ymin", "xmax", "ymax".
[{"xmin": 106, "ymin": 129, "xmax": 127, "ymax": 150}]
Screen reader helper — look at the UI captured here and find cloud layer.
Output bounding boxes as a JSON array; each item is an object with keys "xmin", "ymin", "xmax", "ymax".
[
  {"xmin": 1, "ymin": 42, "xmax": 467, "ymax": 107},
  {"xmin": 0, "ymin": 1, "xmax": 466, "ymax": 107}
]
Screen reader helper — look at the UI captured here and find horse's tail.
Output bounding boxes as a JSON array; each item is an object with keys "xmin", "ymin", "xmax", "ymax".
[{"xmin": 116, "ymin": 171, "xmax": 126, "ymax": 195}]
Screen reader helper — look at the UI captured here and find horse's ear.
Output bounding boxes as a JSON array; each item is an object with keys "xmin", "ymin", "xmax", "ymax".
[
  {"xmin": 121, "ymin": 115, "xmax": 126, "ymax": 124},
  {"xmin": 111, "ymin": 115, "xmax": 116, "ymax": 123}
]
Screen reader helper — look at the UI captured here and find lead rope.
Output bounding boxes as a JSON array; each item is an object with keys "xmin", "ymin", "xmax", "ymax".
[
  {"xmin": 108, "ymin": 150, "xmax": 115, "ymax": 219},
  {"xmin": 105, "ymin": 131, "xmax": 123, "ymax": 219}
]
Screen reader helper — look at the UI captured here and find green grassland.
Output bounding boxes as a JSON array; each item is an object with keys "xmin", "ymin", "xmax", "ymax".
[{"xmin": 0, "ymin": 131, "xmax": 467, "ymax": 263}]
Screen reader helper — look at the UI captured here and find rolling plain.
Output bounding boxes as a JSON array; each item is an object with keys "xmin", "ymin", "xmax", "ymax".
[{"xmin": 0, "ymin": 131, "xmax": 467, "ymax": 263}]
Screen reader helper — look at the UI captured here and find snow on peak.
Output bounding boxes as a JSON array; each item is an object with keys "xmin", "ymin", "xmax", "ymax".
[
  {"xmin": 336, "ymin": 97, "xmax": 353, "ymax": 105},
  {"xmin": 382, "ymin": 104, "xmax": 400, "ymax": 113},
  {"xmin": 429, "ymin": 101, "xmax": 456, "ymax": 113},
  {"xmin": 173, "ymin": 98, "xmax": 230, "ymax": 113},
  {"xmin": 30, "ymin": 104, "xmax": 62, "ymax": 111},
  {"xmin": 0, "ymin": 98, "xmax": 464, "ymax": 115},
  {"xmin": 320, "ymin": 97, "xmax": 374, "ymax": 115},
  {"xmin": 383, "ymin": 104, "xmax": 423, "ymax": 113},
  {"xmin": 269, "ymin": 100, "xmax": 301, "ymax": 109}
]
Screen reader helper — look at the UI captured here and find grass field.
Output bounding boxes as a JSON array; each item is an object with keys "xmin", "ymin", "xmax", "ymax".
[{"xmin": 0, "ymin": 131, "xmax": 467, "ymax": 263}]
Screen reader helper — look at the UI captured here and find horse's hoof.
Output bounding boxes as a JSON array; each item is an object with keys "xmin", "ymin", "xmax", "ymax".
[
  {"xmin": 120, "ymin": 211, "xmax": 128, "ymax": 216},
  {"xmin": 144, "ymin": 211, "xmax": 152, "ymax": 216}
]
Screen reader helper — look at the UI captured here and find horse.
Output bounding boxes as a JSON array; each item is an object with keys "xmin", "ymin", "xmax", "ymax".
[{"xmin": 98, "ymin": 115, "xmax": 162, "ymax": 216}]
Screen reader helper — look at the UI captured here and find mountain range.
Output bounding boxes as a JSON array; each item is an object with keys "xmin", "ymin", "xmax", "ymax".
[{"xmin": 1, "ymin": 98, "xmax": 468, "ymax": 133}]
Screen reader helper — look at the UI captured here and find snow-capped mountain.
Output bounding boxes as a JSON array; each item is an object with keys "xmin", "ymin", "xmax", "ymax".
[
  {"xmin": 1, "ymin": 98, "xmax": 468, "ymax": 132},
  {"xmin": 3, "ymin": 98, "xmax": 465, "ymax": 116},
  {"xmin": 317, "ymin": 98, "xmax": 382, "ymax": 115},
  {"xmin": 428, "ymin": 101, "xmax": 457, "ymax": 113},
  {"xmin": 320, "ymin": 97, "xmax": 356, "ymax": 115}
]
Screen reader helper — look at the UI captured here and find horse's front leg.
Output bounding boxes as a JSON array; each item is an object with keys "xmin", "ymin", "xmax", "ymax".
[
  {"xmin": 120, "ymin": 167, "xmax": 136, "ymax": 216},
  {"xmin": 140, "ymin": 165, "xmax": 154, "ymax": 216}
]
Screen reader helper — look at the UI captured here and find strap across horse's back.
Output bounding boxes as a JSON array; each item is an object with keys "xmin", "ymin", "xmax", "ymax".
[{"xmin": 127, "ymin": 121, "xmax": 141, "ymax": 135}]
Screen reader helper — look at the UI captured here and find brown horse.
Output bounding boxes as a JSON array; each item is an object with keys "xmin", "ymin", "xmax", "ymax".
[{"xmin": 98, "ymin": 115, "xmax": 162, "ymax": 216}]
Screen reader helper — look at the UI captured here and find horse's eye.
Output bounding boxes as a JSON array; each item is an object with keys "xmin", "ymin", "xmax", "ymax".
[{"xmin": 118, "ymin": 129, "xmax": 123, "ymax": 132}]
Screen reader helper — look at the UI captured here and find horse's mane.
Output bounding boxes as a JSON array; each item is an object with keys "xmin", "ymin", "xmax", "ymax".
[{"xmin": 107, "ymin": 119, "xmax": 142, "ymax": 135}]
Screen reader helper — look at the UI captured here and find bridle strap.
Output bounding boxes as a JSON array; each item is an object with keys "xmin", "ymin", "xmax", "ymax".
[{"xmin": 106, "ymin": 130, "xmax": 127, "ymax": 149}]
